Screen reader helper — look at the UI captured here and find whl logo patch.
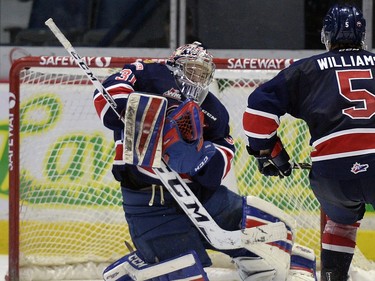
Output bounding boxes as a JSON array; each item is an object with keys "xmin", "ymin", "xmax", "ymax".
[
  {"xmin": 163, "ymin": 88, "xmax": 182, "ymax": 101},
  {"xmin": 350, "ymin": 162, "xmax": 369, "ymax": 174}
]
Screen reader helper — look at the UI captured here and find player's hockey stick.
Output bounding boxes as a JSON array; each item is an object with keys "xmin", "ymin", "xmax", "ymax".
[
  {"xmin": 292, "ymin": 162, "xmax": 311, "ymax": 169},
  {"xmin": 45, "ymin": 18, "xmax": 287, "ymax": 250}
]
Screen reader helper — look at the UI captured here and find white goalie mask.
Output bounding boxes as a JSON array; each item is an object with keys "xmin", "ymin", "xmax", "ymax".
[{"xmin": 167, "ymin": 41, "xmax": 215, "ymax": 105}]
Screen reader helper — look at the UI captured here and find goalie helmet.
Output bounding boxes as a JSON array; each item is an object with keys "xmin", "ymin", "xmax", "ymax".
[
  {"xmin": 321, "ymin": 4, "xmax": 366, "ymax": 51},
  {"xmin": 167, "ymin": 41, "xmax": 215, "ymax": 105}
]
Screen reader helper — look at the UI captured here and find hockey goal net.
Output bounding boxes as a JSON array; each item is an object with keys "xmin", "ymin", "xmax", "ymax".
[{"xmin": 8, "ymin": 56, "xmax": 374, "ymax": 280}]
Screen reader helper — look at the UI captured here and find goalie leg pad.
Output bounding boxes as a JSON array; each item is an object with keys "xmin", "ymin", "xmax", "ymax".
[
  {"xmin": 240, "ymin": 196, "xmax": 297, "ymax": 281},
  {"xmin": 103, "ymin": 250, "xmax": 209, "ymax": 281},
  {"xmin": 287, "ymin": 244, "xmax": 317, "ymax": 281},
  {"xmin": 233, "ymin": 256, "xmax": 276, "ymax": 281}
]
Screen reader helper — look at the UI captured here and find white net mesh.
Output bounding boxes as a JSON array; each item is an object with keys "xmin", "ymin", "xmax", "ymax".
[{"xmin": 9, "ymin": 58, "xmax": 374, "ymax": 280}]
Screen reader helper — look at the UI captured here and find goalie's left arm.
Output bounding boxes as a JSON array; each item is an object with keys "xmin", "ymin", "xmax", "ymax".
[
  {"xmin": 191, "ymin": 95, "xmax": 235, "ymax": 189},
  {"xmin": 190, "ymin": 137, "xmax": 235, "ymax": 188},
  {"xmin": 162, "ymin": 98, "xmax": 235, "ymax": 188}
]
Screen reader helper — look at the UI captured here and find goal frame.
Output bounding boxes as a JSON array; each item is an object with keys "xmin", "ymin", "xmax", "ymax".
[{"xmin": 7, "ymin": 56, "xmax": 296, "ymax": 281}]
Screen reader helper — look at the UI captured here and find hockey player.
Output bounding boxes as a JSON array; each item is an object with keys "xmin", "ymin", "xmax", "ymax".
[
  {"xmin": 243, "ymin": 4, "xmax": 374, "ymax": 281},
  {"xmin": 94, "ymin": 41, "xmax": 316, "ymax": 280}
]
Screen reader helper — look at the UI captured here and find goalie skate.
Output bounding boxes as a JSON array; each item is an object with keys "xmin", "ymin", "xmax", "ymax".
[{"xmin": 103, "ymin": 250, "xmax": 208, "ymax": 281}]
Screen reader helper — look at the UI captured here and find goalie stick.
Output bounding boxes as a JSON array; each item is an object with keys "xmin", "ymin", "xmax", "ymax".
[{"xmin": 45, "ymin": 18, "xmax": 287, "ymax": 250}]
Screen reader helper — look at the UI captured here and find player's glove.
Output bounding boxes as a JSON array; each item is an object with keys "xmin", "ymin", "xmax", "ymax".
[
  {"xmin": 246, "ymin": 138, "xmax": 292, "ymax": 177},
  {"xmin": 163, "ymin": 99, "xmax": 215, "ymax": 174}
]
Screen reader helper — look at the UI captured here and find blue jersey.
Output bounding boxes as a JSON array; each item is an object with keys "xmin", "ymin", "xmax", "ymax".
[
  {"xmin": 243, "ymin": 49, "xmax": 375, "ymax": 179},
  {"xmin": 93, "ymin": 60, "xmax": 235, "ymax": 190}
]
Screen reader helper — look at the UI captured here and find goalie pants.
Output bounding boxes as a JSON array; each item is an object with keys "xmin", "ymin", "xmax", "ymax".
[{"xmin": 121, "ymin": 184, "xmax": 247, "ymax": 267}]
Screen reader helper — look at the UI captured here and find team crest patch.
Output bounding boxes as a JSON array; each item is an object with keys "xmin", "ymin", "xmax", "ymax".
[
  {"xmin": 163, "ymin": 88, "xmax": 182, "ymax": 101},
  {"xmin": 350, "ymin": 162, "xmax": 369, "ymax": 174}
]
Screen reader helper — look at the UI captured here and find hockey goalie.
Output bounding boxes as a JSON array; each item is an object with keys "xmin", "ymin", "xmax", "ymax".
[{"xmin": 93, "ymin": 42, "xmax": 317, "ymax": 281}]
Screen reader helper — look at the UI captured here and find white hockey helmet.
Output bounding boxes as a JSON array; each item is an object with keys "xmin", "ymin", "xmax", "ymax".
[{"xmin": 167, "ymin": 41, "xmax": 215, "ymax": 105}]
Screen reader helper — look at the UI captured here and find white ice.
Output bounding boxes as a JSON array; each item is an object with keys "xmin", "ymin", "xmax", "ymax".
[{"xmin": 1, "ymin": 254, "xmax": 374, "ymax": 281}]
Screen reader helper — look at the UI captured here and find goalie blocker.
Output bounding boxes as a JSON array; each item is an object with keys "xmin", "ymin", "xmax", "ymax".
[{"xmin": 123, "ymin": 93, "xmax": 167, "ymax": 168}]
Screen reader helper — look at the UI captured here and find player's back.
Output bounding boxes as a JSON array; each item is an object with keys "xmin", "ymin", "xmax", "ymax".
[
  {"xmin": 288, "ymin": 49, "xmax": 375, "ymax": 135},
  {"xmin": 288, "ymin": 49, "xmax": 375, "ymax": 178}
]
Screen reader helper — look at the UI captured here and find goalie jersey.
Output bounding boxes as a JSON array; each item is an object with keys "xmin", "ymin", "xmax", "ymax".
[
  {"xmin": 93, "ymin": 60, "xmax": 235, "ymax": 190},
  {"xmin": 243, "ymin": 49, "xmax": 375, "ymax": 179}
]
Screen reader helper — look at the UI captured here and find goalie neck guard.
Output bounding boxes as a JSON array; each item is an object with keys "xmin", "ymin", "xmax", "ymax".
[{"xmin": 167, "ymin": 41, "xmax": 215, "ymax": 105}]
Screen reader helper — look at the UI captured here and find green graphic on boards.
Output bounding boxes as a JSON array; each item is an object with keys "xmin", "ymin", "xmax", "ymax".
[
  {"xmin": 0, "ymin": 88, "xmax": 371, "ymax": 212},
  {"xmin": 0, "ymin": 123, "xmax": 8, "ymax": 196},
  {"xmin": 15, "ymin": 93, "xmax": 121, "ymax": 205},
  {"xmin": 20, "ymin": 95, "xmax": 61, "ymax": 134}
]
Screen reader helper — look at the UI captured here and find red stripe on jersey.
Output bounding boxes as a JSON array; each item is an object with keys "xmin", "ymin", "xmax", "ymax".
[
  {"xmin": 311, "ymin": 132, "xmax": 375, "ymax": 159},
  {"xmin": 115, "ymin": 142, "xmax": 123, "ymax": 160},
  {"xmin": 270, "ymin": 139, "xmax": 283, "ymax": 158},
  {"xmin": 107, "ymin": 86, "xmax": 133, "ymax": 96},
  {"xmin": 93, "ymin": 95, "xmax": 109, "ymax": 117},
  {"xmin": 93, "ymin": 86, "xmax": 132, "ymax": 117},
  {"xmin": 216, "ymin": 145, "xmax": 233, "ymax": 178},
  {"xmin": 243, "ymin": 110, "xmax": 278, "ymax": 136},
  {"xmin": 223, "ymin": 161, "xmax": 231, "ymax": 178}
]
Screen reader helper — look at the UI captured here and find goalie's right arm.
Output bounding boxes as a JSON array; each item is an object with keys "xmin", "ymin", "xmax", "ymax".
[
  {"xmin": 93, "ymin": 75, "xmax": 134, "ymax": 131},
  {"xmin": 234, "ymin": 196, "xmax": 317, "ymax": 281}
]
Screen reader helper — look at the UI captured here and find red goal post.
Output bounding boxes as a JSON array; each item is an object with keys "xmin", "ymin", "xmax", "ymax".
[{"xmin": 6, "ymin": 56, "xmax": 371, "ymax": 280}]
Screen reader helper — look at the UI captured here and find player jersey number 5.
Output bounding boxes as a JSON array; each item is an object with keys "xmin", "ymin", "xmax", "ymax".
[{"xmin": 336, "ymin": 69, "xmax": 375, "ymax": 119}]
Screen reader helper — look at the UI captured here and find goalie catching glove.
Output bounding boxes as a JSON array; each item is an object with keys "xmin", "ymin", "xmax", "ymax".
[
  {"xmin": 247, "ymin": 137, "xmax": 292, "ymax": 177},
  {"xmin": 163, "ymin": 99, "xmax": 215, "ymax": 175}
]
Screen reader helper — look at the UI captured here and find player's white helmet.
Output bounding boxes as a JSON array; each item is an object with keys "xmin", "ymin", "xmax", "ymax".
[
  {"xmin": 321, "ymin": 4, "xmax": 366, "ymax": 51},
  {"xmin": 167, "ymin": 41, "xmax": 215, "ymax": 105}
]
